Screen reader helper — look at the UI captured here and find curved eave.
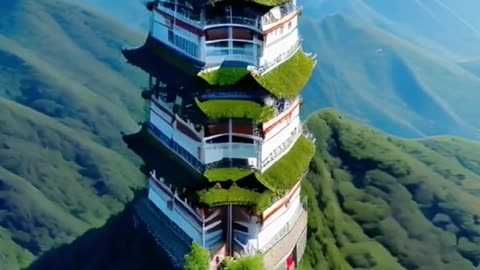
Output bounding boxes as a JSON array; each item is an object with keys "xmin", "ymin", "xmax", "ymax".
[
  {"xmin": 253, "ymin": 49, "xmax": 316, "ymax": 99},
  {"xmin": 197, "ymin": 50, "xmax": 316, "ymax": 99},
  {"xmin": 194, "ymin": 98, "xmax": 276, "ymax": 123},
  {"xmin": 123, "ymin": 35, "xmax": 206, "ymax": 88},
  {"xmin": 255, "ymin": 135, "xmax": 315, "ymax": 192}
]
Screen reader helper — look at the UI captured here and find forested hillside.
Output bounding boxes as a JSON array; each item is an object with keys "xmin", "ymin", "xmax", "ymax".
[
  {"xmin": 300, "ymin": 110, "xmax": 480, "ymax": 270},
  {"xmin": 0, "ymin": 0, "xmax": 147, "ymax": 269}
]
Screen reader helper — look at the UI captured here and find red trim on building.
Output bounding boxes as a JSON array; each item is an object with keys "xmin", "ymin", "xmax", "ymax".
[
  {"xmin": 176, "ymin": 120, "xmax": 202, "ymax": 142},
  {"xmin": 262, "ymin": 11, "xmax": 299, "ymax": 35},
  {"xmin": 263, "ymin": 101, "xmax": 300, "ymax": 136},
  {"xmin": 150, "ymin": 177, "xmax": 203, "ymax": 225},
  {"xmin": 262, "ymin": 180, "xmax": 301, "ymax": 223},
  {"xmin": 154, "ymin": 8, "xmax": 203, "ymax": 36}
]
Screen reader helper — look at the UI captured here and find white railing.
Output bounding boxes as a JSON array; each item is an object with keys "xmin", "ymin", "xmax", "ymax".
[
  {"xmin": 261, "ymin": 5, "xmax": 302, "ymax": 31},
  {"xmin": 252, "ymin": 39, "xmax": 302, "ymax": 76},
  {"xmin": 258, "ymin": 201, "xmax": 305, "ymax": 254},
  {"xmin": 261, "ymin": 127, "xmax": 301, "ymax": 170},
  {"xmin": 156, "ymin": 4, "xmax": 261, "ymax": 30}
]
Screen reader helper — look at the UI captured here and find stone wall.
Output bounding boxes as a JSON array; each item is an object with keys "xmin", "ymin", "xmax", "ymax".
[{"xmin": 262, "ymin": 208, "xmax": 308, "ymax": 270}]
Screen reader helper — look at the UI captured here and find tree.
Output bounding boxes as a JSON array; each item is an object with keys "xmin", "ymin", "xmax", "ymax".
[{"xmin": 184, "ymin": 242, "xmax": 210, "ymax": 270}]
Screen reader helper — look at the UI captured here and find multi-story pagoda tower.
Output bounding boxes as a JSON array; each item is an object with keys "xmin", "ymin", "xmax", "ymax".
[{"xmin": 123, "ymin": 0, "xmax": 316, "ymax": 269}]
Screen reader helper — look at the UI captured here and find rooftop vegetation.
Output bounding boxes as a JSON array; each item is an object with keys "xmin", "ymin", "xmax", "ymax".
[
  {"xmin": 254, "ymin": 50, "xmax": 316, "ymax": 99},
  {"xmin": 204, "ymin": 168, "xmax": 253, "ymax": 182},
  {"xmin": 197, "ymin": 67, "xmax": 249, "ymax": 86},
  {"xmin": 197, "ymin": 185, "xmax": 260, "ymax": 206},
  {"xmin": 184, "ymin": 242, "xmax": 210, "ymax": 270},
  {"xmin": 222, "ymin": 255, "xmax": 264, "ymax": 270},
  {"xmin": 195, "ymin": 98, "xmax": 276, "ymax": 123},
  {"xmin": 256, "ymin": 135, "xmax": 315, "ymax": 192}
]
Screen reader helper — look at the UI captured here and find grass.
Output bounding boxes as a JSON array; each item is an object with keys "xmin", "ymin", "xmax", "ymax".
[
  {"xmin": 197, "ymin": 185, "xmax": 261, "ymax": 207},
  {"xmin": 222, "ymin": 255, "xmax": 264, "ymax": 270},
  {"xmin": 298, "ymin": 109, "xmax": 480, "ymax": 270},
  {"xmin": 204, "ymin": 168, "xmax": 253, "ymax": 182},
  {"xmin": 195, "ymin": 98, "xmax": 276, "ymax": 123},
  {"xmin": 254, "ymin": 50, "xmax": 316, "ymax": 99},
  {"xmin": 256, "ymin": 135, "xmax": 315, "ymax": 192},
  {"xmin": 198, "ymin": 67, "xmax": 249, "ymax": 86}
]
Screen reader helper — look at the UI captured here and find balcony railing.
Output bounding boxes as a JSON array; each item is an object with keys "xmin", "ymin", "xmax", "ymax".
[
  {"xmin": 157, "ymin": 4, "xmax": 261, "ymax": 29},
  {"xmin": 262, "ymin": 4, "xmax": 302, "ymax": 30},
  {"xmin": 258, "ymin": 201, "xmax": 305, "ymax": 254},
  {"xmin": 261, "ymin": 126, "xmax": 301, "ymax": 170},
  {"xmin": 252, "ymin": 39, "xmax": 302, "ymax": 76}
]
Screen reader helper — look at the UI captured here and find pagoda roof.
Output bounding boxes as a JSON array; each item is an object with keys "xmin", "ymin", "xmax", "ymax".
[
  {"xmin": 198, "ymin": 50, "xmax": 316, "ymax": 99},
  {"xmin": 122, "ymin": 34, "xmax": 207, "ymax": 89},
  {"xmin": 194, "ymin": 98, "xmax": 276, "ymax": 123}
]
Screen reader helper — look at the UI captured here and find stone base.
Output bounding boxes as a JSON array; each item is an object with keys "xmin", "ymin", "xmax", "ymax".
[{"xmin": 263, "ymin": 208, "xmax": 308, "ymax": 270}]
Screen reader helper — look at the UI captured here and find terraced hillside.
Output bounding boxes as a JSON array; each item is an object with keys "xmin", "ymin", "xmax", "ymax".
[{"xmin": 300, "ymin": 110, "xmax": 480, "ymax": 270}]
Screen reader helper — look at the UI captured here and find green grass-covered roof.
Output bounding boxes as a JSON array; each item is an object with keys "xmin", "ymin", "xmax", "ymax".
[
  {"xmin": 197, "ymin": 50, "xmax": 315, "ymax": 99},
  {"xmin": 197, "ymin": 186, "xmax": 276, "ymax": 213},
  {"xmin": 195, "ymin": 98, "xmax": 276, "ymax": 123},
  {"xmin": 196, "ymin": 135, "xmax": 314, "ymax": 211},
  {"xmin": 253, "ymin": 50, "xmax": 316, "ymax": 99},
  {"xmin": 198, "ymin": 67, "xmax": 249, "ymax": 86},
  {"xmin": 256, "ymin": 135, "xmax": 315, "ymax": 192},
  {"xmin": 204, "ymin": 168, "xmax": 253, "ymax": 182}
]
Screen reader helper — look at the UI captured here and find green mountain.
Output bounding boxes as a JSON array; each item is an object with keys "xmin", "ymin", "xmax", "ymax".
[
  {"xmin": 2, "ymin": 0, "xmax": 480, "ymax": 269},
  {"xmin": 0, "ymin": 0, "xmax": 148, "ymax": 269},
  {"xmin": 299, "ymin": 110, "xmax": 480, "ymax": 270},
  {"xmin": 301, "ymin": 0, "xmax": 480, "ymax": 60},
  {"xmin": 300, "ymin": 15, "xmax": 480, "ymax": 140}
]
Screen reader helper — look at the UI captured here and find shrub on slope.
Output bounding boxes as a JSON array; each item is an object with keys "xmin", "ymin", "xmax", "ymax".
[{"xmin": 300, "ymin": 109, "xmax": 480, "ymax": 270}]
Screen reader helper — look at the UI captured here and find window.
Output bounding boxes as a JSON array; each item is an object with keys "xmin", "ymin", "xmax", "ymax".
[{"xmin": 169, "ymin": 32, "xmax": 198, "ymax": 57}]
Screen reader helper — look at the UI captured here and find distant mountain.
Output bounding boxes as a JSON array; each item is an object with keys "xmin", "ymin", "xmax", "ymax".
[
  {"xmin": 300, "ymin": 14, "xmax": 480, "ymax": 140},
  {"xmin": 75, "ymin": 0, "xmax": 480, "ymax": 140},
  {"xmin": 0, "ymin": 0, "xmax": 147, "ymax": 269},
  {"xmin": 460, "ymin": 59, "xmax": 480, "ymax": 77},
  {"xmin": 300, "ymin": 110, "xmax": 480, "ymax": 270},
  {"xmin": 302, "ymin": 0, "xmax": 480, "ymax": 60},
  {"xmin": 2, "ymin": 0, "xmax": 480, "ymax": 269}
]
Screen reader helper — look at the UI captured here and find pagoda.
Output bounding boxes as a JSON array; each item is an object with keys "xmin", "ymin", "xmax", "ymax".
[{"xmin": 123, "ymin": 0, "xmax": 316, "ymax": 269}]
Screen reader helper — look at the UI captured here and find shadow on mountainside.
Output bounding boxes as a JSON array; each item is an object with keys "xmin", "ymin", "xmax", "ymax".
[{"xmin": 25, "ymin": 197, "xmax": 174, "ymax": 270}]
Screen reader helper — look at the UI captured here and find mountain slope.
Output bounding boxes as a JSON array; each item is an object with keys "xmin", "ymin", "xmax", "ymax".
[
  {"xmin": 299, "ymin": 110, "xmax": 480, "ymax": 270},
  {"xmin": 300, "ymin": 14, "xmax": 480, "ymax": 140},
  {"xmin": 302, "ymin": 0, "xmax": 480, "ymax": 60},
  {"xmin": 76, "ymin": 1, "xmax": 480, "ymax": 140},
  {"xmin": 0, "ymin": 0, "xmax": 148, "ymax": 269}
]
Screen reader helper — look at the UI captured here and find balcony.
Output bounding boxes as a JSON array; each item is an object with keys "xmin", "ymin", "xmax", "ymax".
[{"xmin": 261, "ymin": 3, "xmax": 302, "ymax": 31}]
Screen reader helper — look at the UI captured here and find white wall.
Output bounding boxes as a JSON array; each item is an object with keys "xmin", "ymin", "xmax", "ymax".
[
  {"xmin": 151, "ymin": 11, "xmax": 202, "ymax": 59},
  {"xmin": 152, "ymin": 12, "xmax": 171, "ymax": 42},
  {"xmin": 171, "ymin": 123, "xmax": 201, "ymax": 159},
  {"xmin": 256, "ymin": 193, "xmax": 301, "ymax": 251},
  {"xmin": 263, "ymin": 102, "xmax": 300, "ymax": 141},
  {"xmin": 260, "ymin": 16, "xmax": 300, "ymax": 65},
  {"xmin": 235, "ymin": 191, "xmax": 302, "ymax": 252},
  {"xmin": 261, "ymin": 116, "xmax": 300, "ymax": 162},
  {"xmin": 203, "ymin": 143, "xmax": 259, "ymax": 164},
  {"xmin": 148, "ymin": 184, "xmax": 202, "ymax": 243},
  {"xmin": 150, "ymin": 105, "xmax": 174, "ymax": 138}
]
